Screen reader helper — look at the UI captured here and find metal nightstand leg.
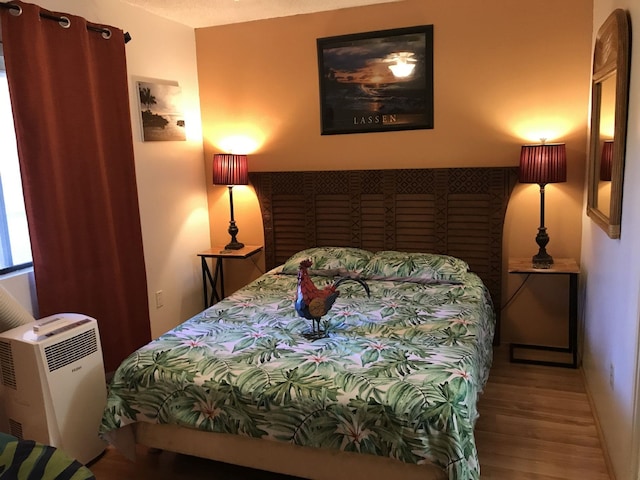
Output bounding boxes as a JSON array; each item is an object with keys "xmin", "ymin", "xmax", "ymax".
[
  {"xmin": 201, "ymin": 256, "xmax": 223, "ymax": 309},
  {"xmin": 509, "ymin": 272, "xmax": 578, "ymax": 369}
]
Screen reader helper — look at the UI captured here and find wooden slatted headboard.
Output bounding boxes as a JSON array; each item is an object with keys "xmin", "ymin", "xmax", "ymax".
[{"xmin": 249, "ymin": 167, "xmax": 518, "ymax": 343}]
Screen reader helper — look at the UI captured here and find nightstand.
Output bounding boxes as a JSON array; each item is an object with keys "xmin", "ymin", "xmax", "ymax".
[
  {"xmin": 197, "ymin": 245, "xmax": 263, "ymax": 308},
  {"xmin": 508, "ymin": 258, "xmax": 579, "ymax": 368}
]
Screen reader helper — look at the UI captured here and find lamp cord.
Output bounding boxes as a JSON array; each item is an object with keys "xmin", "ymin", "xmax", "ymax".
[
  {"xmin": 501, "ymin": 273, "xmax": 531, "ymax": 311},
  {"xmin": 250, "ymin": 255, "xmax": 265, "ymax": 275}
]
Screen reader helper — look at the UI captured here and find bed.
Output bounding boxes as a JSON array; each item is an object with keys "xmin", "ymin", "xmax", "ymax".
[{"xmin": 100, "ymin": 167, "xmax": 517, "ymax": 480}]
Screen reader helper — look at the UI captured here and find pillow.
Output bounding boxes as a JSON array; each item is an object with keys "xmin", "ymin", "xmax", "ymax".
[
  {"xmin": 361, "ymin": 251, "xmax": 469, "ymax": 284},
  {"xmin": 280, "ymin": 247, "xmax": 373, "ymax": 276}
]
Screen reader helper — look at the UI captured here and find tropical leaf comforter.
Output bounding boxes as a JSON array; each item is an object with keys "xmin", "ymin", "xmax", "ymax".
[{"xmin": 100, "ymin": 261, "xmax": 494, "ymax": 479}]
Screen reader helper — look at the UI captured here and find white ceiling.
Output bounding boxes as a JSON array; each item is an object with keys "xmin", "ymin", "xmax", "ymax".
[{"xmin": 121, "ymin": 0, "xmax": 402, "ymax": 28}]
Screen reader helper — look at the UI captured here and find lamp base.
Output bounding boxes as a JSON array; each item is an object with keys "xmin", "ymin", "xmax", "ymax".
[
  {"xmin": 225, "ymin": 241, "xmax": 244, "ymax": 250},
  {"xmin": 532, "ymin": 252, "xmax": 554, "ymax": 269},
  {"xmin": 225, "ymin": 215, "xmax": 243, "ymax": 250},
  {"xmin": 532, "ymin": 221, "xmax": 553, "ymax": 269}
]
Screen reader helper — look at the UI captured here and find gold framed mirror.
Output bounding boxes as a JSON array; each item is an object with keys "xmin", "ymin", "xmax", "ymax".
[{"xmin": 586, "ymin": 9, "xmax": 630, "ymax": 239}]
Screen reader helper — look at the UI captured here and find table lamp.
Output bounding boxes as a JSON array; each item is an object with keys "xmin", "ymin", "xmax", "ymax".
[
  {"xmin": 213, "ymin": 153, "xmax": 248, "ymax": 250},
  {"xmin": 519, "ymin": 142, "xmax": 567, "ymax": 268},
  {"xmin": 600, "ymin": 140, "xmax": 614, "ymax": 181}
]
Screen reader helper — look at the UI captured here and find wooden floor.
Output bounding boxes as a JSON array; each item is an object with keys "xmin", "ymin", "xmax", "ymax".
[
  {"xmin": 475, "ymin": 347, "xmax": 611, "ymax": 479},
  {"xmin": 89, "ymin": 346, "xmax": 611, "ymax": 479}
]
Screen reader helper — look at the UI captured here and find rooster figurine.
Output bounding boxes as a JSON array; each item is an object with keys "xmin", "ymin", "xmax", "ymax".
[{"xmin": 295, "ymin": 259, "xmax": 370, "ymax": 339}]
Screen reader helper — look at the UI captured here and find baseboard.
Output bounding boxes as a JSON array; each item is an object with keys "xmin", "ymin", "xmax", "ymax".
[{"xmin": 580, "ymin": 367, "xmax": 617, "ymax": 480}]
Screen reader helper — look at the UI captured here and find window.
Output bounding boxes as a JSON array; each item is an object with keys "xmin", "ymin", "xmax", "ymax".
[{"xmin": 0, "ymin": 47, "xmax": 32, "ymax": 274}]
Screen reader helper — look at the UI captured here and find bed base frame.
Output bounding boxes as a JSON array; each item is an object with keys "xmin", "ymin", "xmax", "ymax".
[{"xmin": 127, "ymin": 423, "xmax": 446, "ymax": 479}]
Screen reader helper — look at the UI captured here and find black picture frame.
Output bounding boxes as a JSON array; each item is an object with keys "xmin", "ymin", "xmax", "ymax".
[{"xmin": 317, "ymin": 25, "xmax": 434, "ymax": 135}]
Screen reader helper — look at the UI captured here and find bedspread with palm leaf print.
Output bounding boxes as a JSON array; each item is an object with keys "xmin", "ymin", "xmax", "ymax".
[{"xmin": 100, "ymin": 270, "xmax": 495, "ymax": 480}]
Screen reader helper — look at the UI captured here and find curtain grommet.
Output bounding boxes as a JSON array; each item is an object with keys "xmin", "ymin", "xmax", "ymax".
[
  {"xmin": 9, "ymin": 4, "xmax": 22, "ymax": 16},
  {"xmin": 101, "ymin": 28, "xmax": 112, "ymax": 40},
  {"xmin": 58, "ymin": 16, "xmax": 70, "ymax": 28}
]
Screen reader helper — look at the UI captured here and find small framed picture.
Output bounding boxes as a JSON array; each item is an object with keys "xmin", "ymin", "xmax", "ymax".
[
  {"xmin": 136, "ymin": 80, "xmax": 186, "ymax": 141},
  {"xmin": 317, "ymin": 25, "xmax": 434, "ymax": 135}
]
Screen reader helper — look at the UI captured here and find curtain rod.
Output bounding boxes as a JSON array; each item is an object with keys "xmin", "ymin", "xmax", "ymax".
[{"xmin": 0, "ymin": 2, "xmax": 131, "ymax": 43}]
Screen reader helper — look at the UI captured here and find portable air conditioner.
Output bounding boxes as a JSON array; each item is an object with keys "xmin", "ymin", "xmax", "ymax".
[{"xmin": 0, "ymin": 313, "xmax": 107, "ymax": 464}]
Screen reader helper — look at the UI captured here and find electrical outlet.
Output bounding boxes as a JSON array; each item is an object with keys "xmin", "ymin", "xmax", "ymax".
[
  {"xmin": 609, "ymin": 363, "xmax": 614, "ymax": 389},
  {"xmin": 155, "ymin": 290, "xmax": 164, "ymax": 309}
]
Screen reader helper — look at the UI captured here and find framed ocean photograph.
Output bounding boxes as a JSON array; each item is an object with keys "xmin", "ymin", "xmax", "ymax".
[
  {"xmin": 136, "ymin": 80, "xmax": 186, "ymax": 141},
  {"xmin": 317, "ymin": 25, "xmax": 434, "ymax": 135}
]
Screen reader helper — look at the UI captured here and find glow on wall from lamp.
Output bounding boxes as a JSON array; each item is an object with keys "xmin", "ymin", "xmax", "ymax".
[
  {"xmin": 217, "ymin": 134, "xmax": 260, "ymax": 155},
  {"xmin": 598, "ymin": 106, "xmax": 615, "ymax": 139},
  {"xmin": 510, "ymin": 116, "xmax": 573, "ymax": 144},
  {"xmin": 205, "ymin": 120, "xmax": 265, "ymax": 154}
]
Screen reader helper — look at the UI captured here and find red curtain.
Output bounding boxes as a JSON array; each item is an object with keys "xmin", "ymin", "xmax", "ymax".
[{"xmin": 0, "ymin": 1, "xmax": 151, "ymax": 371}]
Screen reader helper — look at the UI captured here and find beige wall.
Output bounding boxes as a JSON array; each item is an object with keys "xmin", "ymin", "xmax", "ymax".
[{"xmin": 196, "ymin": 0, "xmax": 593, "ymax": 344}]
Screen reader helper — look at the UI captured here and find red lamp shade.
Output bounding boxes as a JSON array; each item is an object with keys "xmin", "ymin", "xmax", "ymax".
[
  {"xmin": 600, "ymin": 140, "xmax": 614, "ymax": 181},
  {"xmin": 212, "ymin": 154, "xmax": 248, "ymax": 186},
  {"xmin": 519, "ymin": 143, "xmax": 567, "ymax": 185}
]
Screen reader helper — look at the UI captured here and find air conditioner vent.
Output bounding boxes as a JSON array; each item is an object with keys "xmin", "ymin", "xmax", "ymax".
[
  {"xmin": 0, "ymin": 340, "xmax": 16, "ymax": 389},
  {"xmin": 9, "ymin": 418, "xmax": 23, "ymax": 440},
  {"xmin": 44, "ymin": 328, "xmax": 97, "ymax": 372}
]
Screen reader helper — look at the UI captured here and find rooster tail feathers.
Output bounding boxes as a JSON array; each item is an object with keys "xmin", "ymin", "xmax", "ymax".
[{"xmin": 333, "ymin": 277, "xmax": 371, "ymax": 297}]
